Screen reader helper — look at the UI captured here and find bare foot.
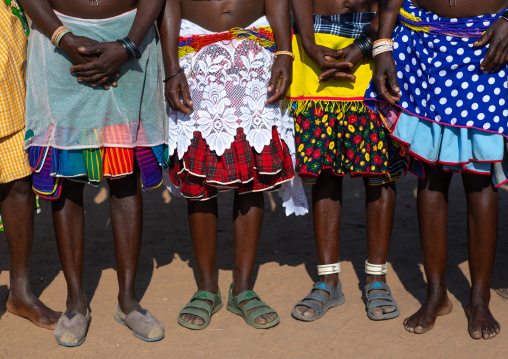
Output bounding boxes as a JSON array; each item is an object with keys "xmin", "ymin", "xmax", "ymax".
[
  {"xmin": 6, "ymin": 291, "xmax": 61, "ymax": 330},
  {"xmin": 467, "ymin": 303, "xmax": 500, "ymax": 340},
  {"xmin": 403, "ymin": 294, "xmax": 453, "ymax": 334}
]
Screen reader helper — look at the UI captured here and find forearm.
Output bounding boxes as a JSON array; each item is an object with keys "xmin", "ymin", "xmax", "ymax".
[
  {"xmin": 127, "ymin": 0, "xmax": 165, "ymax": 47},
  {"xmin": 366, "ymin": 11, "xmax": 380, "ymax": 40},
  {"xmin": 159, "ymin": 0, "xmax": 182, "ymax": 73},
  {"xmin": 290, "ymin": 0, "xmax": 315, "ymax": 52},
  {"xmin": 266, "ymin": 0, "xmax": 292, "ymax": 52},
  {"xmin": 18, "ymin": 0, "xmax": 63, "ymax": 36},
  {"xmin": 377, "ymin": 0, "xmax": 405, "ymax": 39}
]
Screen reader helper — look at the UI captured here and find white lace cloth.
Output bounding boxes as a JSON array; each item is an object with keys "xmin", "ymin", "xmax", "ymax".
[{"xmin": 166, "ymin": 18, "xmax": 308, "ymax": 215}]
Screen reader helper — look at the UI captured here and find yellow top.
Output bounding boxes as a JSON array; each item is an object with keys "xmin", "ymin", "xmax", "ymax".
[{"xmin": 0, "ymin": 0, "xmax": 27, "ymax": 138}]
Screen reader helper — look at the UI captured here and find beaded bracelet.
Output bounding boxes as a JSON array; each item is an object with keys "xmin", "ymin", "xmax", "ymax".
[
  {"xmin": 51, "ymin": 26, "xmax": 72, "ymax": 47},
  {"xmin": 274, "ymin": 51, "xmax": 295, "ymax": 60},
  {"xmin": 117, "ymin": 37, "xmax": 142, "ymax": 60},
  {"xmin": 372, "ymin": 39, "xmax": 394, "ymax": 58},
  {"xmin": 353, "ymin": 33, "xmax": 373, "ymax": 59}
]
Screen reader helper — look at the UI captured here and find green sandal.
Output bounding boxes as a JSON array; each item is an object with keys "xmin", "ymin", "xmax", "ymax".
[
  {"xmin": 226, "ymin": 284, "xmax": 280, "ymax": 329},
  {"xmin": 178, "ymin": 289, "xmax": 223, "ymax": 330}
]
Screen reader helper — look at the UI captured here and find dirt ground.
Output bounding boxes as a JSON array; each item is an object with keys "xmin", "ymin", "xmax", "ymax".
[{"xmin": 0, "ymin": 174, "xmax": 507, "ymax": 358}]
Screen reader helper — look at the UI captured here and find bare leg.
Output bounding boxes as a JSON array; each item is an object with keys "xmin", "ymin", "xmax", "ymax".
[
  {"xmin": 461, "ymin": 173, "xmax": 500, "ymax": 340},
  {"xmin": 51, "ymin": 180, "xmax": 88, "ymax": 316},
  {"xmin": 107, "ymin": 174, "xmax": 143, "ymax": 314},
  {"xmin": 294, "ymin": 173, "xmax": 342, "ymax": 318},
  {"xmin": 2, "ymin": 176, "xmax": 61, "ymax": 329},
  {"xmin": 364, "ymin": 179, "xmax": 397, "ymax": 316},
  {"xmin": 232, "ymin": 191, "xmax": 276, "ymax": 325},
  {"xmin": 404, "ymin": 164, "xmax": 453, "ymax": 334},
  {"xmin": 179, "ymin": 197, "xmax": 218, "ymax": 327}
]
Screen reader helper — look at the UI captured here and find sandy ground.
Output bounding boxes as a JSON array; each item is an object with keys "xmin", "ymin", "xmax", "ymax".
[{"xmin": 0, "ymin": 174, "xmax": 507, "ymax": 358}]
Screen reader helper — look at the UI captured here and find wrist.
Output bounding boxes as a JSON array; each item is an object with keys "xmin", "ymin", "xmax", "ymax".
[{"xmin": 58, "ymin": 33, "xmax": 76, "ymax": 52}]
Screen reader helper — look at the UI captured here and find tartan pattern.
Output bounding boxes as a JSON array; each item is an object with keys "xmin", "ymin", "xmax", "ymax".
[
  {"xmin": 0, "ymin": 1, "xmax": 27, "ymax": 138},
  {"xmin": 169, "ymin": 127, "xmax": 294, "ymax": 200},
  {"xmin": 306, "ymin": 12, "xmax": 375, "ymax": 39},
  {"xmin": 0, "ymin": 129, "xmax": 31, "ymax": 183}
]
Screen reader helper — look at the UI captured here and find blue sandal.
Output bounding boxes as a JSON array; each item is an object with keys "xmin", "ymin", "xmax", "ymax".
[
  {"xmin": 291, "ymin": 281, "xmax": 345, "ymax": 321},
  {"xmin": 364, "ymin": 281, "xmax": 400, "ymax": 320}
]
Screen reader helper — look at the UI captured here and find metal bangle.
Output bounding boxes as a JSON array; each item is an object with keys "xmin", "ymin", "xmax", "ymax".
[
  {"xmin": 354, "ymin": 35, "xmax": 373, "ymax": 59},
  {"xmin": 117, "ymin": 37, "xmax": 141, "ymax": 60},
  {"xmin": 163, "ymin": 68, "xmax": 185, "ymax": 83}
]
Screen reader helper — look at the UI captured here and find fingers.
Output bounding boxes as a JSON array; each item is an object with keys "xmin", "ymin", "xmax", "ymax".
[
  {"xmin": 78, "ymin": 43, "xmax": 104, "ymax": 55},
  {"xmin": 474, "ymin": 29, "xmax": 493, "ymax": 47},
  {"xmin": 481, "ymin": 41, "xmax": 508, "ymax": 73},
  {"xmin": 180, "ymin": 81, "xmax": 194, "ymax": 108},
  {"xmin": 267, "ymin": 68, "xmax": 278, "ymax": 93},
  {"xmin": 323, "ymin": 49, "xmax": 343, "ymax": 61},
  {"xmin": 318, "ymin": 69, "xmax": 356, "ymax": 83},
  {"xmin": 167, "ymin": 88, "xmax": 193, "ymax": 115},
  {"xmin": 266, "ymin": 73, "xmax": 290, "ymax": 104},
  {"xmin": 320, "ymin": 60, "xmax": 354, "ymax": 71}
]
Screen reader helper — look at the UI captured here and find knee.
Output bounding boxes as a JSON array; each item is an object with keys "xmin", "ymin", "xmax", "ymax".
[{"xmin": 3, "ymin": 176, "xmax": 32, "ymax": 198}]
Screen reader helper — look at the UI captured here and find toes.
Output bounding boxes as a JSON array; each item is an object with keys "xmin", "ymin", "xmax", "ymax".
[
  {"xmin": 383, "ymin": 305, "xmax": 396, "ymax": 314},
  {"xmin": 303, "ymin": 309, "xmax": 316, "ymax": 317},
  {"xmin": 469, "ymin": 329, "xmax": 482, "ymax": 340},
  {"xmin": 193, "ymin": 317, "xmax": 205, "ymax": 326},
  {"xmin": 371, "ymin": 307, "xmax": 383, "ymax": 317},
  {"xmin": 254, "ymin": 316, "xmax": 267, "ymax": 325}
]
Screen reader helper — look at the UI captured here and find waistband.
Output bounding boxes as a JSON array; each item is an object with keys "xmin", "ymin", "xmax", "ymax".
[
  {"xmin": 180, "ymin": 16, "xmax": 269, "ymax": 37},
  {"xmin": 296, "ymin": 12, "xmax": 375, "ymax": 39},
  {"xmin": 178, "ymin": 22, "xmax": 275, "ymax": 58},
  {"xmin": 399, "ymin": 0, "xmax": 508, "ymax": 38},
  {"xmin": 54, "ymin": 8, "xmax": 137, "ymax": 25}
]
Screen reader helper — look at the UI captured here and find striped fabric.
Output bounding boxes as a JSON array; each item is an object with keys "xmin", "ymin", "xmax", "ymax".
[
  {"xmin": 0, "ymin": 0, "xmax": 27, "ymax": 138},
  {"xmin": 298, "ymin": 12, "xmax": 375, "ymax": 39},
  {"xmin": 0, "ymin": 129, "xmax": 31, "ymax": 183},
  {"xmin": 30, "ymin": 146, "xmax": 164, "ymax": 199}
]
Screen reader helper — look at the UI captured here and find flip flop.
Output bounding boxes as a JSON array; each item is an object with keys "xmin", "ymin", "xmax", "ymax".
[
  {"xmin": 178, "ymin": 289, "xmax": 223, "ymax": 330},
  {"xmin": 54, "ymin": 309, "xmax": 91, "ymax": 347},
  {"xmin": 291, "ymin": 281, "xmax": 346, "ymax": 322},
  {"xmin": 364, "ymin": 281, "xmax": 400, "ymax": 321},
  {"xmin": 226, "ymin": 284, "xmax": 280, "ymax": 329},
  {"xmin": 114, "ymin": 304, "xmax": 164, "ymax": 342}
]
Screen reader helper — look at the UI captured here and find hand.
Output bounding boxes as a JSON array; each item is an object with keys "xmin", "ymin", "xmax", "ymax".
[
  {"xmin": 318, "ymin": 43, "xmax": 365, "ymax": 83},
  {"xmin": 59, "ymin": 34, "xmax": 118, "ymax": 89},
  {"xmin": 70, "ymin": 41, "xmax": 129, "ymax": 87},
  {"xmin": 474, "ymin": 18, "xmax": 508, "ymax": 73},
  {"xmin": 304, "ymin": 43, "xmax": 354, "ymax": 76},
  {"xmin": 165, "ymin": 68, "xmax": 193, "ymax": 115},
  {"xmin": 373, "ymin": 52, "xmax": 401, "ymax": 105},
  {"xmin": 266, "ymin": 55, "xmax": 292, "ymax": 105}
]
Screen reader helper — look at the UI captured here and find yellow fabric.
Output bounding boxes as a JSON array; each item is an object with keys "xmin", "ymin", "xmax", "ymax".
[
  {"xmin": 287, "ymin": 33, "xmax": 374, "ymax": 115},
  {"xmin": 0, "ymin": 1, "xmax": 27, "ymax": 138},
  {"xmin": 0, "ymin": 129, "xmax": 31, "ymax": 183}
]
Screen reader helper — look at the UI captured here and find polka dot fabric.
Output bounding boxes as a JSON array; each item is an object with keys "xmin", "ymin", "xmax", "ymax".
[{"xmin": 365, "ymin": 0, "xmax": 508, "ymax": 137}]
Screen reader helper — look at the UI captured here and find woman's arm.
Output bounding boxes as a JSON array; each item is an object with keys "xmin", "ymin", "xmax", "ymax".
[
  {"xmin": 159, "ymin": 0, "xmax": 193, "ymax": 115},
  {"xmin": 70, "ymin": 0, "xmax": 165, "ymax": 87},
  {"xmin": 265, "ymin": 0, "xmax": 292, "ymax": 104},
  {"xmin": 373, "ymin": 0, "xmax": 405, "ymax": 104},
  {"xmin": 290, "ymin": 0, "xmax": 355, "ymax": 79}
]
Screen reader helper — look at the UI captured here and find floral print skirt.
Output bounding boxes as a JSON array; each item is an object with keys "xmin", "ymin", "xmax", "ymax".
[{"xmin": 295, "ymin": 103, "xmax": 391, "ymax": 184}]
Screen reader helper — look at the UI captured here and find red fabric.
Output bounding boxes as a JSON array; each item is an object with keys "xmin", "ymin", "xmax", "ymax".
[{"xmin": 169, "ymin": 127, "xmax": 294, "ymax": 200}]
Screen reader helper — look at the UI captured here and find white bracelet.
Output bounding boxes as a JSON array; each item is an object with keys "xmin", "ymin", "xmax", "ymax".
[
  {"xmin": 317, "ymin": 263, "xmax": 341, "ymax": 275},
  {"xmin": 365, "ymin": 260, "xmax": 388, "ymax": 275}
]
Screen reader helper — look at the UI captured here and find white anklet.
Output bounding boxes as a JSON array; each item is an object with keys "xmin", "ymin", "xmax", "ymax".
[
  {"xmin": 365, "ymin": 260, "xmax": 387, "ymax": 275},
  {"xmin": 317, "ymin": 263, "xmax": 341, "ymax": 275}
]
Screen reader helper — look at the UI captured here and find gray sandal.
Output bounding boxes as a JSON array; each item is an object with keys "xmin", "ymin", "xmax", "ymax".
[
  {"xmin": 364, "ymin": 281, "xmax": 400, "ymax": 320},
  {"xmin": 54, "ymin": 309, "xmax": 91, "ymax": 347},
  {"xmin": 291, "ymin": 281, "xmax": 345, "ymax": 321},
  {"xmin": 115, "ymin": 304, "xmax": 164, "ymax": 342}
]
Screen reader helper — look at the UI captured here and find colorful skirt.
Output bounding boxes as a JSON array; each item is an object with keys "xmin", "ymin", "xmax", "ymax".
[
  {"xmin": 167, "ymin": 18, "xmax": 299, "ymax": 201},
  {"xmin": 24, "ymin": 10, "xmax": 166, "ymax": 198},
  {"xmin": 364, "ymin": 0, "xmax": 508, "ymax": 177}
]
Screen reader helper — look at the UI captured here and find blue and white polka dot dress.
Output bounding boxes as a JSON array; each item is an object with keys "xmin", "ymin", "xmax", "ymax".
[
  {"xmin": 365, "ymin": 1, "xmax": 508, "ymax": 135},
  {"xmin": 364, "ymin": 0, "xmax": 508, "ymax": 174}
]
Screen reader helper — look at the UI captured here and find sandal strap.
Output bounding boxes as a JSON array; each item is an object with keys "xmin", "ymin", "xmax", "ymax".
[
  {"xmin": 242, "ymin": 299, "xmax": 267, "ymax": 312},
  {"xmin": 234, "ymin": 290, "xmax": 260, "ymax": 303},
  {"xmin": 312, "ymin": 282, "xmax": 337, "ymax": 295},
  {"xmin": 184, "ymin": 299, "xmax": 213, "ymax": 315},
  {"xmin": 365, "ymin": 281, "xmax": 391, "ymax": 295},
  {"xmin": 249, "ymin": 306, "xmax": 277, "ymax": 320},
  {"xmin": 192, "ymin": 290, "xmax": 219, "ymax": 302},
  {"xmin": 179, "ymin": 307, "xmax": 210, "ymax": 320},
  {"xmin": 302, "ymin": 291, "xmax": 327, "ymax": 305},
  {"xmin": 294, "ymin": 299, "xmax": 325, "ymax": 314}
]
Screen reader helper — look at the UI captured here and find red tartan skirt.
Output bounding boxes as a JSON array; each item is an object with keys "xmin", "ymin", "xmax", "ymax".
[{"xmin": 168, "ymin": 127, "xmax": 295, "ymax": 200}]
